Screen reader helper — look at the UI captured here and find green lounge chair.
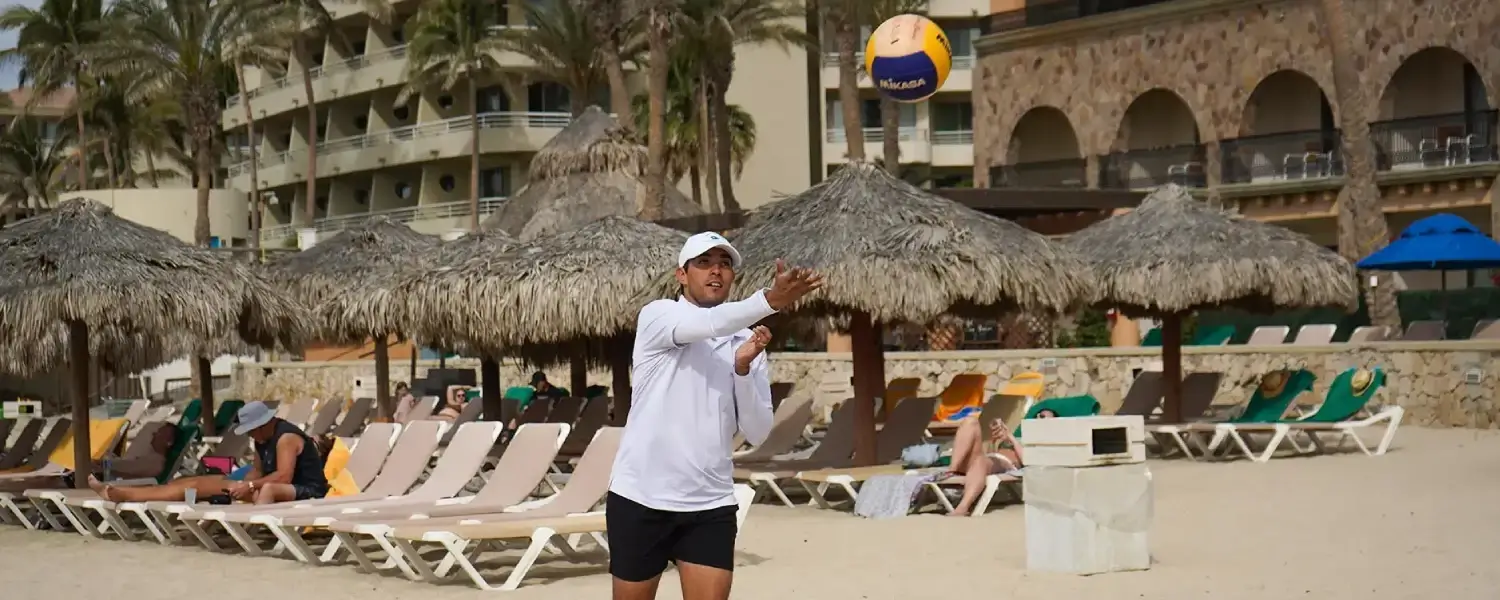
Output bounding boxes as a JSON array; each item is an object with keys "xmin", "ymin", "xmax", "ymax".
[
  {"xmin": 1013, "ymin": 395, "xmax": 1102, "ymax": 438},
  {"xmin": 1216, "ymin": 368, "xmax": 1397, "ymax": 462},
  {"xmin": 1147, "ymin": 369, "xmax": 1316, "ymax": 458},
  {"xmin": 1191, "ymin": 325, "xmax": 1236, "ymax": 346}
]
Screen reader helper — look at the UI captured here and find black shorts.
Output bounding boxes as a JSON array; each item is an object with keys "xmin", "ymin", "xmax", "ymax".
[
  {"xmin": 606, "ymin": 492, "xmax": 738, "ymax": 582},
  {"xmin": 293, "ymin": 484, "xmax": 326, "ymax": 501}
]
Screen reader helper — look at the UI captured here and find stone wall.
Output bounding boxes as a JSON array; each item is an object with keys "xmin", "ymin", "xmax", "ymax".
[
  {"xmin": 973, "ymin": 0, "xmax": 1500, "ymax": 169},
  {"xmin": 234, "ymin": 341, "xmax": 1500, "ymax": 429}
]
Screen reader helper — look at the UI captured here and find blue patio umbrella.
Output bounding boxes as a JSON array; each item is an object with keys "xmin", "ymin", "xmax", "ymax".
[{"xmin": 1356, "ymin": 213, "xmax": 1500, "ymax": 271}]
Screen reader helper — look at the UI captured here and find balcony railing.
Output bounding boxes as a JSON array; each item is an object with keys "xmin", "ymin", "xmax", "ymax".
[
  {"xmin": 1370, "ymin": 109, "xmax": 1498, "ymax": 171},
  {"xmin": 227, "ymin": 111, "xmax": 572, "ymax": 178},
  {"xmin": 1220, "ymin": 128, "xmax": 1343, "ymax": 184},
  {"xmin": 227, "ymin": 44, "xmax": 409, "ymax": 107},
  {"xmin": 980, "ymin": 0, "xmax": 1178, "ymax": 35},
  {"xmin": 990, "ymin": 158, "xmax": 1088, "ymax": 188},
  {"xmin": 825, "ymin": 126, "xmax": 922, "ymax": 143},
  {"xmin": 821, "ymin": 52, "xmax": 975, "ymax": 69},
  {"xmin": 258, "ymin": 197, "xmax": 509, "ymax": 243},
  {"xmin": 931, "ymin": 130, "xmax": 973, "ymax": 145},
  {"xmin": 1098, "ymin": 143, "xmax": 1207, "ymax": 189}
]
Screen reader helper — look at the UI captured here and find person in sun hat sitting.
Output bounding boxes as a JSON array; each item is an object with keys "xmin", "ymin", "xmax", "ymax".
[{"xmin": 89, "ymin": 401, "xmax": 328, "ymax": 505}]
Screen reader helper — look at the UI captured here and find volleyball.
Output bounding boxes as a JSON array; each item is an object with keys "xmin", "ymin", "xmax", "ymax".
[{"xmin": 865, "ymin": 14, "xmax": 952, "ymax": 103}]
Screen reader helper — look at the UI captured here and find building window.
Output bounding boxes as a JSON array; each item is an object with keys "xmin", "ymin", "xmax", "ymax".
[
  {"xmin": 438, "ymin": 94, "xmax": 455, "ymax": 110},
  {"xmin": 395, "ymin": 182, "xmax": 412, "ymax": 199},
  {"xmin": 931, "ymin": 102, "xmax": 973, "ymax": 131},
  {"xmin": 315, "ymin": 195, "xmax": 328, "ymax": 212},
  {"xmin": 352, "ymin": 40, "xmax": 366, "ymax": 56},
  {"xmin": 945, "ymin": 26, "xmax": 977, "ymax": 58},
  {"xmin": 393, "ymin": 104, "xmax": 410, "ymax": 121},
  {"xmin": 354, "ymin": 189, "xmax": 369, "ymax": 204},
  {"xmin": 825, "ymin": 97, "xmax": 915, "ymax": 130},
  {"xmin": 439, "ymin": 174, "xmax": 456, "ymax": 191},
  {"xmin": 479, "ymin": 86, "xmax": 510, "ymax": 112},
  {"xmin": 528, "ymin": 82, "xmax": 570, "ymax": 113},
  {"xmin": 391, "ymin": 23, "xmax": 405, "ymax": 43},
  {"xmin": 480, "ymin": 167, "xmax": 510, "ymax": 198},
  {"xmin": 353, "ymin": 115, "xmax": 368, "ymax": 131}
]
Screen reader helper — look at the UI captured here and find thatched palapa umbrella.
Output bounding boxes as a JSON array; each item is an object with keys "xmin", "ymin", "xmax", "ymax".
[
  {"xmin": 721, "ymin": 160, "xmax": 1096, "ymax": 464},
  {"xmin": 1066, "ymin": 184, "xmax": 1358, "ymax": 421},
  {"xmin": 331, "ymin": 229, "xmax": 522, "ymax": 420},
  {"xmin": 482, "ymin": 106, "xmax": 701, "ymax": 240},
  {"xmin": 0, "ymin": 200, "xmax": 308, "ymax": 486},
  {"xmin": 263, "ymin": 217, "xmax": 439, "ymax": 418}
]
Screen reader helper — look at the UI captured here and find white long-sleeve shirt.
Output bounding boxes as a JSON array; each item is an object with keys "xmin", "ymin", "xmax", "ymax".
[{"xmin": 608, "ymin": 290, "xmax": 777, "ymax": 511}]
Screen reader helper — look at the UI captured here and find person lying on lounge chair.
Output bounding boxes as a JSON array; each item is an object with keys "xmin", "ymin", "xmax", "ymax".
[
  {"xmin": 946, "ymin": 409, "xmax": 1055, "ymax": 516},
  {"xmin": 95, "ymin": 422, "xmax": 178, "ymax": 481},
  {"xmin": 88, "ymin": 401, "xmax": 329, "ymax": 505}
]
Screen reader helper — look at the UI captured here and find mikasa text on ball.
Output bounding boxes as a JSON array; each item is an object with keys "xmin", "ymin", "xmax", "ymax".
[{"xmin": 865, "ymin": 14, "xmax": 952, "ymax": 103}]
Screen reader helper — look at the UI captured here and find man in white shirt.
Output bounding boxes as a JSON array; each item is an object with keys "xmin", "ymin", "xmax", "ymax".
[{"xmin": 608, "ymin": 232, "xmax": 823, "ymax": 600}]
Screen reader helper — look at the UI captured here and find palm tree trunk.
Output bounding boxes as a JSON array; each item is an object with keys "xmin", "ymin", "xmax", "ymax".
[
  {"xmin": 145, "ymin": 153, "xmax": 160, "ymax": 188},
  {"xmin": 469, "ymin": 78, "xmax": 482, "ymax": 231},
  {"xmin": 73, "ymin": 106, "xmax": 89, "ymax": 190},
  {"xmin": 879, "ymin": 96, "xmax": 900, "ymax": 172},
  {"xmin": 711, "ymin": 73, "xmax": 739, "ymax": 212},
  {"xmin": 832, "ymin": 3, "xmax": 865, "ymax": 160},
  {"xmin": 568, "ymin": 87, "xmax": 588, "ymax": 117},
  {"xmin": 102, "ymin": 138, "xmax": 116, "ymax": 189},
  {"xmin": 641, "ymin": 0, "xmax": 673, "ymax": 221},
  {"xmin": 235, "ymin": 58, "xmax": 263, "ymax": 251},
  {"xmin": 689, "ymin": 164, "xmax": 702, "ymax": 206},
  {"xmin": 697, "ymin": 72, "xmax": 720, "ymax": 212},
  {"xmin": 603, "ymin": 50, "xmax": 631, "ymax": 124},
  {"xmin": 297, "ymin": 39, "xmax": 319, "ymax": 226},
  {"xmin": 1318, "ymin": 0, "xmax": 1397, "ymax": 328},
  {"xmin": 193, "ymin": 124, "xmax": 214, "ymax": 246}
]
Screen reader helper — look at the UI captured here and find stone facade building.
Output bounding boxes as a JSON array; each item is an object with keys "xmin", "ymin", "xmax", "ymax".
[{"xmin": 974, "ymin": 0, "xmax": 1499, "ymax": 275}]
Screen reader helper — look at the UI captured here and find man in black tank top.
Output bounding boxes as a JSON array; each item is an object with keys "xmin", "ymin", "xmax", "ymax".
[{"xmin": 226, "ymin": 401, "xmax": 329, "ymax": 503}]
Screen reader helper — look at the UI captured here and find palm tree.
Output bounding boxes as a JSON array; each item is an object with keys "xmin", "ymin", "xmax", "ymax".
[
  {"xmin": 823, "ymin": 0, "xmax": 865, "ymax": 164},
  {"xmin": 402, "ymin": 0, "xmax": 506, "ymax": 232},
  {"xmin": 227, "ymin": 15, "xmax": 292, "ymax": 251},
  {"xmin": 630, "ymin": 52, "xmax": 758, "ymax": 207},
  {"xmin": 585, "ymin": 0, "xmax": 639, "ymax": 122},
  {"xmin": 0, "ymin": 0, "xmax": 107, "ymax": 191},
  {"xmin": 284, "ymin": 0, "xmax": 390, "ymax": 229},
  {"xmin": 0, "ymin": 119, "xmax": 75, "ymax": 219},
  {"xmin": 88, "ymin": 0, "xmax": 286, "ymax": 247},
  {"xmin": 861, "ymin": 0, "xmax": 927, "ymax": 173},
  {"xmin": 641, "ymin": 0, "xmax": 677, "ymax": 221},
  {"xmin": 501, "ymin": 0, "xmax": 641, "ymax": 117},
  {"xmin": 1316, "ymin": 0, "xmax": 1397, "ymax": 328},
  {"xmin": 676, "ymin": 0, "xmax": 806, "ymax": 212}
]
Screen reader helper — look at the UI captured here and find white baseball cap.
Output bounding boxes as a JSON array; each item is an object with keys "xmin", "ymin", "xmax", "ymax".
[{"xmin": 678, "ymin": 232, "xmax": 742, "ymax": 268}]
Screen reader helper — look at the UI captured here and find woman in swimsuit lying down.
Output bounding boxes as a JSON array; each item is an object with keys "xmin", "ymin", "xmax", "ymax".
[{"xmin": 947, "ymin": 408, "xmax": 1056, "ymax": 516}]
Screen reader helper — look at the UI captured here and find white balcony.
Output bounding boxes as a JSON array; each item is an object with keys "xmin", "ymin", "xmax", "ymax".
[
  {"xmin": 823, "ymin": 127, "xmax": 975, "ymax": 167},
  {"xmin": 228, "ymin": 111, "xmax": 571, "ymax": 187},
  {"xmin": 259, "ymin": 197, "xmax": 509, "ymax": 244},
  {"xmin": 228, "ymin": 44, "xmax": 409, "ymax": 109}
]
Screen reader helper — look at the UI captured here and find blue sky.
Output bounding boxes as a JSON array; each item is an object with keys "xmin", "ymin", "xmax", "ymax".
[{"xmin": 0, "ymin": 0, "xmax": 43, "ymax": 89}]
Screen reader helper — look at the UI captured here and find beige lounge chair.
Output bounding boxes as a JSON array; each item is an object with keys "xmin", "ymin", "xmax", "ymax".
[
  {"xmin": 303, "ymin": 398, "xmax": 345, "ymax": 437},
  {"xmin": 732, "ymin": 396, "xmax": 814, "ymax": 462},
  {"xmin": 1291, "ymin": 324, "xmax": 1336, "ymax": 345},
  {"xmin": 278, "ymin": 398, "xmax": 320, "ymax": 428},
  {"xmin": 733, "ymin": 399, "xmax": 859, "ymax": 505},
  {"xmin": 1347, "ymin": 325, "xmax": 1388, "ymax": 343},
  {"xmin": 1402, "ymin": 320, "xmax": 1445, "ymax": 341},
  {"xmin": 792, "ymin": 397, "xmax": 940, "ymax": 508},
  {"xmin": 331, "ymin": 398, "xmax": 375, "ymax": 438},
  {"xmin": 316, "ymin": 423, "xmax": 570, "ymax": 572},
  {"xmin": 923, "ymin": 396, "xmax": 1029, "ymax": 516},
  {"xmin": 408, "ymin": 396, "xmax": 439, "ymax": 422},
  {"xmin": 211, "ymin": 421, "xmax": 498, "ymax": 563},
  {"xmin": 379, "ymin": 427, "xmax": 624, "ymax": 587},
  {"xmin": 54, "ymin": 423, "xmax": 405, "ymax": 545},
  {"xmin": 1471, "ymin": 319, "xmax": 1500, "ymax": 339},
  {"xmin": 438, "ymin": 400, "xmax": 486, "ymax": 445},
  {"xmin": 544, "ymin": 397, "xmax": 585, "ymax": 424},
  {"xmin": 0, "ymin": 419, "xmax": 46, "ymax": 471},
  {"xmin": 555, "ymin": 398, "xmax": 609, "ymax": 460},
  {"xmin": 1245, "ymin": 325, "xmax": 1290, "ymax": 345},
  {"xmin": 167, "ymin": 420, "xmax": 446, "ymax": 554}
]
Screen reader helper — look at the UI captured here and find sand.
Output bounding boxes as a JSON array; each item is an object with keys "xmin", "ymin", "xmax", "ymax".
[{"xmin": 4, "ymin": 427, "xmax": 1500, "ymax": 599}]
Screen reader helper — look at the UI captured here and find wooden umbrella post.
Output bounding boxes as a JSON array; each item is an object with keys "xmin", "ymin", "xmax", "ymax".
[
  {"xmin": 610, "ymin": 333, "xmax": 634, "ymax": 426},
  {"xmin": 373, "ymin": 336, "xmax": 392, "ymax": 419},
  {"xmin": 1160, "ymin": 313, "xmax": 1184, "ymax": 424},
  {"xmin": 480, "ymin": 357, "xmax": 502, "ymax": 422},
  {"xmin": 848, "ymin": 311, "xmax": 883, "ymax": 466},
  {"xmin": 196, "ymin": 356, "xmax": 216, "ymax": 436},
  {"xmin": 570, "ymin": 351, "xmax": 588, "ymax": 398},
  {"xmin": 68, "ymin": 321, "xmax": 92, "ymax": 489}
]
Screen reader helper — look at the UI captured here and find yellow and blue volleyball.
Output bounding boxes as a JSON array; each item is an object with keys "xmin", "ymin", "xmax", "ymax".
[{"xmin": 865, "ymin": 14, "xmax": 952, "ymax": 103}]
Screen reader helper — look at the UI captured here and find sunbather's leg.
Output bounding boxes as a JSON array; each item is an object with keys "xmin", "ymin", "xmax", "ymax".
[
  {"xmin": 253, "ymin": 483, "xmax": 301, "ymax": 504},
  {"xmin": 949, "ymin": 418, "xmax": 1008, "ymax": 517},
  {"xmin": 87, "ymin": 475, "xmax": 231, "ymax": 503}
]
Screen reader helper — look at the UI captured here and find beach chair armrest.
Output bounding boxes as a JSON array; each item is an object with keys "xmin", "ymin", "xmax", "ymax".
[{"xmin": 108, "ymin": 477, "xmax": 157, "ymax": 487}]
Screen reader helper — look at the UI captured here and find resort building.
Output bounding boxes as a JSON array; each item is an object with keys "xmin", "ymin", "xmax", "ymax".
[
  {"xmin": 972, "ymin": 0, "xmax": 1498, "ymax": 287},
  {"xmin": 221, "ymin": 0, "xmax": 990, "ymax": 246}
]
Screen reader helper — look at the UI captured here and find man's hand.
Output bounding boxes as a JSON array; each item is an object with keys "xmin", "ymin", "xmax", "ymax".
[
  {"xmin": 226, "ymin": 482, "xmax": 254, "ymax": 500},
  {"xmin": 735, "ymin": 326, "xmax": 772, "ymax": 375},
  {"xmin": 763, "ymin": 259, "xmax": 824, "ymax": 311}
]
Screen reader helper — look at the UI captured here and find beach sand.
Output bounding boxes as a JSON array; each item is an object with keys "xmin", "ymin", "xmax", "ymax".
[{"xmin": 4, "ymin": 427, "xmax": 1500, "ymax": 599}]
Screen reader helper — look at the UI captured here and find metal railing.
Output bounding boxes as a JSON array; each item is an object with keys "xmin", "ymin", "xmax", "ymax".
[
  {"xmin": 980, "ymin": 0, "xmax": 1178, "ymax": 35},
  {"xmin": 1220, "ymin": 128, "xmax": 1343, "ymax": 184},
  {"xmin": 227, "ymin": 44, "xmax": 409, "ymax": 107},
  {"xmin": 1098, "ymin": 143, "xmax": 1207, "ymax": 189},
  {"xmin": 822, "ymin": 51, "xmax": 975, "ymax": 69},
  {"xmin": 258, "ymin": 197, "xmax": 509, "ymax": 243},
  {"xmin": 991, "ymin": 158, "xmax": 1088, "ymax": 188},
  {"xmin": 825, "ymin": 126, "xmax": 922, "ymax": 143},
  {"xmin": 1370, "ymin": 109, "xmax": 1498, "ymax": 171},
  {"xmin": 227, "ymin": 111, "xmax": 571, "ymax": 178},
  {"xmin": 931, "ymin": 130, "xmax": 973, "ymax": 145}
]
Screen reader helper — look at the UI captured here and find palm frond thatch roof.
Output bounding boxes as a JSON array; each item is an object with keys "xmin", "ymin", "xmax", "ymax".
[
  {"xmin": 1065, "ymin": 184, "xmax": 1359, "ymax": 316},
  {"xmin": 322, "ymin": 229, "xmax": 522, "ymax": 348},
  {"xmin": 0, "ymin": 199, "xmax": 309, "ymax": 376},
  {"xmin": 482, "ymin": 106, "xmax": 701, "ymax": 240},
  {"xmin": 712, "ymin": 160, "xmax": 1096, "ymax": 323},
  {"xmin": 399, "ymin": 216, "xmax": 688, "ymax": 356},
  {"xmin": 263, "ymin": 217, "xmax": 439, "ymax": 341}
]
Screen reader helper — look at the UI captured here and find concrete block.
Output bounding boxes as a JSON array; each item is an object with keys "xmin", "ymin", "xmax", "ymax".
[{"xmin": 1024, "ymin": 463, "xmax": 1152, "ymax": 575}]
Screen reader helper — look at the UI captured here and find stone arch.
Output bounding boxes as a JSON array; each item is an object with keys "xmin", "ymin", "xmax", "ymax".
[
  {"xmin": 1240, "ymin": 70, "xmax": 1335, "ymax": 137},
  {"xmin": 1375, "ymin": 46, "xmax": 1489, "ymax": 121},
  {"xmin": 1111, "ymin": 88, "xmax": 1202, "ymax": 152},
  {"xmin": 1221, "ymin": 69, "xmax": 1340, "ymax": 182},
  {"xmin": 994, "ymin": 106, "xmax": 1086, "ymax": 187}
]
